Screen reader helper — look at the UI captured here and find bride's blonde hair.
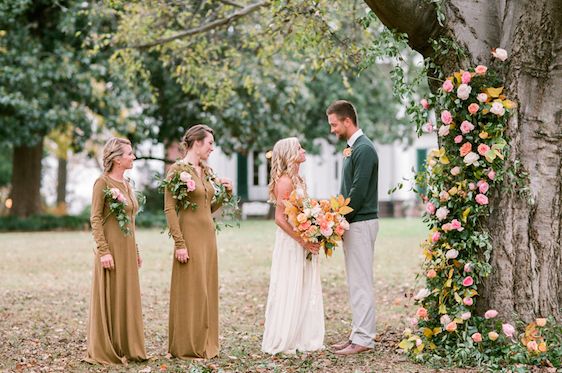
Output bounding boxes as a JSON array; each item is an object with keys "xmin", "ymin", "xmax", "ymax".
[{"xmin": 267, "ymin": 137, "xmax": 306, "ymax": 203}]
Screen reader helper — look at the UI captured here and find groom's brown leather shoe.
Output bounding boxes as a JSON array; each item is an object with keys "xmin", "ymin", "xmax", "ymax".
[
  {"xmin": 331, "ymin": 340, "xmax": 351, "ymax": 351},
  {"xmin": 334, "ymin": 343, "xmax": 372, "ymax": 355}
]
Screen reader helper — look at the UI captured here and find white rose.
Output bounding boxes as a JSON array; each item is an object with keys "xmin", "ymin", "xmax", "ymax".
[
  {"xmin": 463, "ymin": 152, "xmax": 480, "ymax": 166},
  {"xmin": 451, "ymin": 166, "xmax": 461, "ymax": 176},
  {"xmin": 414, "ymin": 288, "xmax": 431, "ymax": 300},
  {"xmin": 179, "ymin": 171, "xmax": 192, "ymax": 183},
  {"xmin": 490, "ymin": 101, "xmax": 506, "ymax": 116},
  {"xmin": 438, "ymin": 125, "xmax": 450, "ymax": 137},
  {"xmin": 445, "ymin": 249, "xmax": 459, "ymax": 259},
  {"xmin": 477, "ymin": 93, "xmax": 488, "ymax": 103},
  {"xmin": 457, "ymin": 84, "xmax": 472, "ymax": 100},
  {"xmin": 436, "ymin": 207, "xmax": 449, "ymax": 221},
  {"xmin": 492, "ymin": 48, "xmax": 508, "ymax": 61},
  {"xmin": 440, "ymin": 314, "xmax": 451, "ymax": 325}
]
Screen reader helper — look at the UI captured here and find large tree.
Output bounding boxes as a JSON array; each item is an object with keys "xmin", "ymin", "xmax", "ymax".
[{"xmin": 364, "ymin": 0, "xmax": 561, "ymax": 321}]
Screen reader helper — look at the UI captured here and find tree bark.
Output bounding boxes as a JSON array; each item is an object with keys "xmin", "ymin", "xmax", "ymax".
[
  {"xmin": 364, "ymin": 0, "xmax": 562, "ymax": 321},
  {"xmin": 10, "ymin": 139, "xmax": 44, "ymax": 217},
  {"xmin": 56, "ymin": 156, "xmax": 67, "ymax": 213}
]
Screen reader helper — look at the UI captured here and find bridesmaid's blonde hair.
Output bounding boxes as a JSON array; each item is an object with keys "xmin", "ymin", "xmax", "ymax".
[
  {"xmin": 103, "ymin": 137, "xmax": 131, "ymax": 173},
  {"xmin": 267, "ymin": 137, "xmax": 306, "ymax": 203}
]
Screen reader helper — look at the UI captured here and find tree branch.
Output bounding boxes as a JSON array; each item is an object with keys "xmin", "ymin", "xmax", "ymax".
[
  {"xmin": 121, "ymin": 1, "xmax": 268, "ymax": 50},
  {"xmin": 219, "ymin": 0, "xmax": 244, "ymax": 8},
  {"xmin": 363, "ymin": 0, "xmax": 443, "ymax": 57}
]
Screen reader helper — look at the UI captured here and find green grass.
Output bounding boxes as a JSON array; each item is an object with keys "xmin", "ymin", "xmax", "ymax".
[{"xmin": 0, "ymin": 218, "xmax": 460, "ymax": 372}]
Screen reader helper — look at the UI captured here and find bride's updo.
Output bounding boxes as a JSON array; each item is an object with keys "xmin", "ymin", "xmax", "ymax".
[{"xmin": 267, "ymin": 137, "xmax": 306, "ymax": 203}]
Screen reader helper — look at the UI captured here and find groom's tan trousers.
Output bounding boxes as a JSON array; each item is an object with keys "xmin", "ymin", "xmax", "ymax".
[{"xmin": 342, "ymin": 219, "xmax": 379, "ymax": 348}]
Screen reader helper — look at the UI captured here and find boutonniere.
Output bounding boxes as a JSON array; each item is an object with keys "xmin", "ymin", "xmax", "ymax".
[
  {"xmin": 103, "ymin": 187, "xmax": 131, "ymax": 235},
  {"xmin": 343, "ymin": 147, "xmax": 352, "ymax": 158}
]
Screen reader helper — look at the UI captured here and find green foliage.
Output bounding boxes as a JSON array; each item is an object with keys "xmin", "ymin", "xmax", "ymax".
[
  {"xmin": 0, "ymin": 144, "xmax": 12, "ymax": 187},
  {"xmin": 0, "ymin": 214, "xmax": 89, "ymax": 232}
]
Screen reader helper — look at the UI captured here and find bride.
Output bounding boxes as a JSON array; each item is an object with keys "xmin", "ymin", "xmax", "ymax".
[{"xmin": 261, "ymin": 137, "xmax": 325, "ymax": 355}]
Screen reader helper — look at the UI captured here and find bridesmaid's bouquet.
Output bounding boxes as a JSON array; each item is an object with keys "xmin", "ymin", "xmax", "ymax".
[
  {"xmin": 158, "ymin": 162, "xmax": 198, "ymax": 211},
  {"xmin": 284, "ymin": 190, "xmax": 353, "ymax": 259},
  {"xmin": 207, "ymin": 172, "xmax": 241, "ymax": 231},
  {"xmin": 103, "ymin": 187, "xmax": 131, "ymax": 235}
]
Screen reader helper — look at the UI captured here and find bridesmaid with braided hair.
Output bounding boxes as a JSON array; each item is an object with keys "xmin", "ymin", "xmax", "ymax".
[{"xmin": 261, "ymin": 137, "xmax": 325, "ymax": 355}]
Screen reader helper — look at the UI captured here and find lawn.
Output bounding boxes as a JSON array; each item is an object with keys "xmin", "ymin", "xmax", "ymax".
[{"xmin": 0, "ymin": 218, "xmax": 461, "ymax": 372}]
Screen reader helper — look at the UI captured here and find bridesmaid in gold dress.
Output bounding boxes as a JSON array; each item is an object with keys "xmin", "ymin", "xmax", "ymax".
[
  {"xmin": 164, "ymin": 125, "xmax": 232, "ymax": 359},
  {"xmin": 86, "ymin": 137, "xmax": 147, "ymax": 364}
]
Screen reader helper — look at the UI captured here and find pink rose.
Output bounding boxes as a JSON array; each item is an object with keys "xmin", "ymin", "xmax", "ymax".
[
  {"xmin": 484, "ymin": 309, "xmax": 498, "ymax": 319},
  {"xmin": 475, "ymin": 194, "xmax": 489, "ymax": 205},
  {"xmin": 468, "ymin": 182, "xmax": 476, "ymax": 191},
  {"xmin": 450, "ymin": 166, "xmax": 461, "ymax": 176},
  {"xmin": 426, "ymin": 202, "xmax": 436, "ymax": 214},
  {"xmin": 477, "ymin": 93, "xmax": 488, "ymax": 103},
  {"xmin": 478, "ymin": 181, "xmax": 489, "ymax": 194},
  {"xmin": 441, "ymin": 110, "xmax": 453, "ymax": 125},
  {"xmin": 298, "ymin": 220, "xmax": 312, "ymax": 231},
  {"xmin": 431, "ymin": 231, "xmax": 441, "ymax": 242},
  {"xmin": 475, "ymin": 65, "xmax": 487, "ymax": 75},
  {"xmin": 457, "ymin": 84, "xmax": 472, "ymax": 100},
  {"xmin": 439, "ymin": 191, "xmax": 450, "ymax": 202},
  {"xmin": 440, "ymin": 315, "xmax": 451, "ymax": 325},
  {"xmin": 110, "ymin": 187, "xmax": 121, "ymax": 200},
  {"xmin": 451, "ymin": 219, "xmax": 463, "ymax": 231},
  {"xmin": 420, "ymin": 98, "xmax": 430, "ymax": 109},
  {"xmin": 477, "ymin": 144, "xmax": 490, "ymax": 156},
  {"xmin": 334, "ymin": 225, "xmax": 345, "ymax": 236},
  {"xmin": 320, "ymin": 226, "xmax": 333, "ymax": 237},
  {"xmin": 117, "ymin": 193, "xmax": 126, "ymax": 203},
  {"xmin": 461, "ymin": 312, "xmax": 472, "ymax": 320},
  {"xmin": 527, "ymin": 340, "xmax": 539, "ymax": 352},
  {"xmin": 488, "ymin": 331, "xmax": 499, "ymax": 341},
  {"xmin": 471, "ymin": 333, "xmax": 482, "ymax": 343},
  {"xmin": 492, "ymin": 48, "xmax": 508, "ymax": 61},
  {"xmin": 427, "ymin": 269, "xmax": 437, "ymax": 279},
  {"xmin": 442, "ymin": 79, "xmax": 454, "ymax": 93},
  {"xmin": 422, "ymin": 122, "xmax": 434, "ymax": 133},
  {"xmin": 462, "ymin": 276, "xmax": 474, "ymax": 286},
  {"xmin": 463, "ymin": 297, "xmax": 473, "ymax": 306},
  {"xmin": 502, "ymin": 323, "xmax": 515, "ymax": 338},
  {"xmin": 454, "ymin": 135, "xmax": 463, "ymax": 144},
  {"xmin": 488, "ymin": 169, "xmax": 496, "ymax": 180},
  {"xmin": 445, "ymin": 322, "xmax": 457, "ymax": 332},
  {"xmin": 460, "ymin": 120, "xmax": 475, "ymax": 134},
  {"xmin": 464, "ymin": 262, "xmax": 473, "ymax": 272},
  {"xmin": 461, "ymin": 71, "xmax": 472, "ymax": 84},
  {"xmin": 442, "ymin": 223, "xmax": 453, "ymax": 232},
  {"xmin": 186, "ymin": 179, "xmax": 196, "ymax": 192},
  {"xmin": 410, "ymin": 317, "xmax": 419, "ymax": 326},
  {"xmin": 468, "ymin": 103, "xmax": 479, "ymax": 115}
]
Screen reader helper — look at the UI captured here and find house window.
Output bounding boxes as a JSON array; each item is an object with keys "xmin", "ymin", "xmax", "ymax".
[{"xmin": 253, "ymin": 151, "xmax": 260, "ymax": 186}]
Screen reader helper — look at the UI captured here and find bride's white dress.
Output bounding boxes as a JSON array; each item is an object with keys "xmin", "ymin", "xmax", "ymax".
[{"xmin": 261, "ymin": 226, "xmax": 325, "ymax": 354}]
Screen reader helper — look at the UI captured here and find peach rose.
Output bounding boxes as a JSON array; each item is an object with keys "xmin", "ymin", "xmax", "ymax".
[
  {"xmin": 536, "ymin": 318, "xmax": 547, "ymax": 327},
  {"xmin": 471, "ymin": 332, "xmax": 482, "ymax": 343},
  {"xmin": 427, "ymin": 269, "xmax": 437, "ymax": 278},
  {"xmin": 460, "ymin": 142, "xmax": 473, "ymax": 157},
  {"xmin": 445, "ymin": 322, "xmax": 457, "ymax": 332},
  {"xmin": 488, "ymin": 331, "xmax": 499, "ymax": 341},
  {"xmin": 451, "ymin": 166, "xmax": 461, "ymax": 176},
  {"xmin": 475, "ymin": 65, "xmax": 487, "ymax": 75},
  {"xmin": 416, "ymin": 307, "xmax": 429, "ymax": 319},
  {"xmin": 468, "ymin": 103, "xmax": 479, "ymax": 115}
]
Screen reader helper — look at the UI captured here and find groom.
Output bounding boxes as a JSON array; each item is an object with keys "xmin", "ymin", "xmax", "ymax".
[{"xmin": 326, "ymin": 100, "xmax": 379, "ymax": 355}]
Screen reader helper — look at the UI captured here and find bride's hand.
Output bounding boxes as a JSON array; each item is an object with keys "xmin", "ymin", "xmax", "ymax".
[{"xmin": 303, "ymin": 241, "xmax": 320, "ymax": 255}]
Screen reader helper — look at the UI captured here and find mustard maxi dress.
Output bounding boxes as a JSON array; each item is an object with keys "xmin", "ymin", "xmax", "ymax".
[
  {"xmin": 164, "ymin": 162, "xmax": 223, "ymax": 359},
  {"xmin": 86, "ymin": 175, "xmax": 147, "ymax": 364}
]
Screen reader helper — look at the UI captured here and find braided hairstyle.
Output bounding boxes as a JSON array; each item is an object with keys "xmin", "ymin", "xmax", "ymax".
[
  {"xmin": 102, "ymin": 137, "xmax": 131, "ymax": 173},
  {"xmin": 267, "ymin": 137, "xmax": 306, "ymax": 203}
]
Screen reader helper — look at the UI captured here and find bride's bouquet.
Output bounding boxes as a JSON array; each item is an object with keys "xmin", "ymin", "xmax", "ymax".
[{"xmin": 284, "ymin": 190, "xmax": 353, "ymax": 260}]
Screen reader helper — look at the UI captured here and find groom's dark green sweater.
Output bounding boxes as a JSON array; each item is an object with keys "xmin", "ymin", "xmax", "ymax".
[{"xmin": 340, "ymin": 134, "xmax": 379, "ymax": 223}]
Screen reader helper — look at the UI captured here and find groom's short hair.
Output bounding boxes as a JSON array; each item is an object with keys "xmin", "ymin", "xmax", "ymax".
[{"xmin": 326, "ymin": 100, "xmax": 358, "ymax": 126}]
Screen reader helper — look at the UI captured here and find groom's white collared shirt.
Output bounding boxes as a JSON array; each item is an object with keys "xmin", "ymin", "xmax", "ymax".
[{"xmin": 347, "ymin": 129, "xmax": 363, "ymax": 147}]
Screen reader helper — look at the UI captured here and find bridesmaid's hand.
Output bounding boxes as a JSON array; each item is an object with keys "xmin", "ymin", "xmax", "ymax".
[
  {"xmin": 137, "ymin": 254, "xmax": 143, "ymax": 268},
  {"xmin": 100, "ymin": 254, "xmax": 114, "ymax": 270},
  {"xmin": 219, "ymin": 177, "xmax": 233, "ymax": 192},
  {"xmin": 175, "ymin": 248, "xmax": 189, "ymax": 263}
]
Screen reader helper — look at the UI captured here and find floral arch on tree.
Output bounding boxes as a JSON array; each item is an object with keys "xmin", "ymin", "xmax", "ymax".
[{"xmin": 400, "ymin": 49, "xmax": 562, "ymax": 368}]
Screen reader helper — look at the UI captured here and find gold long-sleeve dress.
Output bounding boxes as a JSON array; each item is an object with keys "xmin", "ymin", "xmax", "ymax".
[
  {"xmin": 86, "ymin": 175, "xmax": 147, "ymax": 364},
  {"xmin": 164, "ymin": 162, "xmax": 222, "ymax": 359}
]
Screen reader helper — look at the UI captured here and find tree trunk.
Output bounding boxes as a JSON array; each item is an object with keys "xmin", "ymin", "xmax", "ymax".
[
  {"xmin": 56, "ymin": 156, "xmax": 67, "ymax": 214},
  {"xmin": 364, "ymin": 0, "xmax": 562, "ymax": 321},
  {"xmin": 10, "ymin": 139, "xmax": 44, "ymax": 217}
]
